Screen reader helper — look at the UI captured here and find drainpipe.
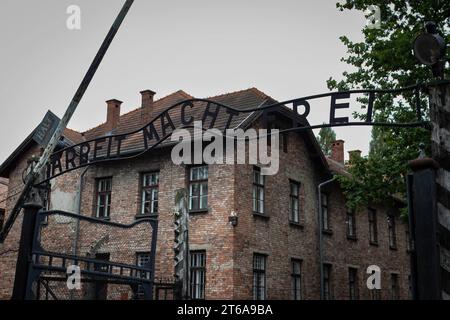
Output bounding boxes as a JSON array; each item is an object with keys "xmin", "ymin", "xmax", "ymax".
[
  {"xmin": 317, "ymin": 176, "xmax": 335, "ymax": 300},
  {"xmin": 73, "ymin": 166, "xmax": 90, "ymax": 256}
]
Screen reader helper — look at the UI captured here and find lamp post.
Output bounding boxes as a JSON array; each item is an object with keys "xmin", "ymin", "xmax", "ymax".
[{"xmin": 413, "ymin": 21, "xmax": 447, "ymax": 78}]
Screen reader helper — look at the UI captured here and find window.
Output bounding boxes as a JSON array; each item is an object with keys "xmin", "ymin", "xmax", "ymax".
[
  {"xmin": 135, "ymin": 252, "xmax": 151, "ymax": 299},
  {"xmin": 289, "ymin": 181, "xmax": 301, "ymax": 223},
  {"xmin": 253, "ymin": 254, "xmax": 267, "ymax": 300},
  {"xmin": 140, "ymin": 172, "xmax": 159, "ymax": 215},
  {"xmin": 370, "ymin": 289, "xmax": 381, "ymax": 300},
  {"xmin": 95, "ymin": 178, "xmax": 112, "ymax": 218},
  {"xmin": 323, "ymin": 264, "xmax": 332, "ymax": 300},
  {"xmin": 391, "ymin": 274, "xmax": 400, "ymax": 300},
  {"xmin": 252, "ymin": 167, "xmax": 265, "ymax": 215},
  {"xmin": 190, "ymin": 251, "xmax": 206, "ymax": 299},
  {"xmin": 321, "ymin": 193, "xmax": 330, "ymax": 231},
  {"xmin": 189, "ymin": 166, "xmax": 208, "ymax": 211},
  {"xmin": 348, "ymin": 268, "xmax": 359, "ymax": 300},
  {"xmin": 346, "ymin": 210, "xmax": 356, "ymax": 239},
  {"xmin": 94, "ymin": 253, "xmax": 110, "ymax": 300},
  {"xmin": 368, "ymin": 208, "xmax": 378, "ymax": 245},
  {"xmin": 388, "ymin": 215, "xmax": 397, "ymax": 249},
  {"xmin": 94, "ymin": 253, "xmax": 110, "ymax": 272},
  {"xmin": 291, "ymin": 259, "xmax": 302, "ymax": 300}
]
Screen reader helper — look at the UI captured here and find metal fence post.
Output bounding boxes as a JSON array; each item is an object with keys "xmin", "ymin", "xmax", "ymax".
[
  {"xmin": 11, "ymin": 199, "xmax": 42, "ymax": 300},
  {"xmin": 408, "ymin": 157, "xmax": 441, "ymax": 299}
]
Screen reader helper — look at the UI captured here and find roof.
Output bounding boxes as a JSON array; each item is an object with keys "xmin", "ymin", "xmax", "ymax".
[
  {"xmin": 0, "ymin": 128, "xmax": 84, "ymax": 177},
  {"xmin": 326, "ymin": 157, "xmax": 351, "ymax": 177},
  {"xmin": 0, "ymin": 88, "xmax": 329, "ymax": 177}
]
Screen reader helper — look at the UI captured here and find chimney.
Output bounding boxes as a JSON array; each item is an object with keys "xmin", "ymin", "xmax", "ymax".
[
  {"xmin": 348, "ymin": 150, "xmax": 362, "ymax": 164},
  {"xmin": 105, "ymin": 99, "xmax": 122, "ymax": 132},
  {"xmin": 140, "ymin": 90, "xmax": 156, "ymax": 123},
  {"xmin": 331, "ymin": 139, "xmax": 345, "ymax": 164}
]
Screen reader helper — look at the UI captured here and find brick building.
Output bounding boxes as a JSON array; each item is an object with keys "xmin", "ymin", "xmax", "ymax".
[
  {"xmin": 0, "ymin": 88, "xmax": 411, "ymax": 300},
  {"xmin": 0, "ymin": 178, "xmax": 8, "ymax": 231}
]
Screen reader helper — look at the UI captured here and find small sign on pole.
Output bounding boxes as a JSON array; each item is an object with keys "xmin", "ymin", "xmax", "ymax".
[{"xmin": 33, "ymin": 110, "xmax": 61, "ymax": 147}]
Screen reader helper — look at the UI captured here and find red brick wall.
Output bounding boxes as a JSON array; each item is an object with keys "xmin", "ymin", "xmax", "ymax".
[
  {"xmin": 0, "ymin": 145, "xmax": 42, "ymax": 299},
  {"xmin": 322, "ymin": 183, "xmax": 411, "ymax": 300},
  {"xmin": 232, "ymin": 127, "xmax": 410, "ymax": 300},
  {"xmin": 0, "ymin": 178, "xmax": 7, "ymax": 211},
  {"xmin": 0, "ymin": 131, "xmax": 411, "ymax": 300}
]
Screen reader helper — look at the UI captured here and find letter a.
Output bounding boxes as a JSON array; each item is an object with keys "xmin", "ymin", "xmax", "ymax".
[
  {"xmin": 366, "ymin": 265, "xmax": 381, "ymax": 290},
  {"xmin": 67, "ymin": 265, "xmax": 81, "ymax": 290},
  {"xmin": 66, "ymin": 5, "xmax": 81, "ymax": 30}
]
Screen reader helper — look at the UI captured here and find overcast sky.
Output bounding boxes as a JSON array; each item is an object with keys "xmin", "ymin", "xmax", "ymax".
[{"xmin": 0, "ymin": 0, "xmax": 370, "ymax": 164}]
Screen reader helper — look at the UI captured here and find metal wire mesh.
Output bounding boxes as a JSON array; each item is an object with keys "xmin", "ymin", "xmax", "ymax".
[{"xmin": 28, "ymin": 211, "xmax": 167, "ymax": 300}]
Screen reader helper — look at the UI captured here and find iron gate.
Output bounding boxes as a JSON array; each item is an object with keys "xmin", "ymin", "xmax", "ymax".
[{"xmin": 25, "ymin": 209, "xmax": 159, "ymax": 300}]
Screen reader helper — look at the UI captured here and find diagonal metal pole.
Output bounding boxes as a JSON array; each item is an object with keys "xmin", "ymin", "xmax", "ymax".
[
  {"xmin": 0, "ymin": 0, "xmax": 134, "ymax": 243},
  {"xmin": 8, "ymin": 0, "xmax": 135, "ymax": 300}
]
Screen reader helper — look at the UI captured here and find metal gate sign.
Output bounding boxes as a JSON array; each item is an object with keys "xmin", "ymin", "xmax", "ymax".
[
  {"xmin": 33, "ymin": 110, "xmax": 61, "ymax": 147},
  {"xmin": 40, "ymin": 84, "xmax": 427, "ymax": 184}
]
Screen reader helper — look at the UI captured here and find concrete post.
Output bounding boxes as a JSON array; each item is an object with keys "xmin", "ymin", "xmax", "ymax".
[{"xmin": 429, "ymin": 83, "xmax": 450, "ymax": 299}]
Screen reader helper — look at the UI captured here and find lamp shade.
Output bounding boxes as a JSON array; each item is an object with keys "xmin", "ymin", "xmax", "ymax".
[{"xmin": 413, "ymin": 32, "xmax": 446, "ymax": 66}]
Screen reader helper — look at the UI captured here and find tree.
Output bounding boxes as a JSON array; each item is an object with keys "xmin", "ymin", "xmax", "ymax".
[
  {"xmin": 328, "ymin": 0, "xmax": 449, "ymax": 210},
  {"xmin": 317, "ymin": 126, "xmax": 337, "ymax": 156}
]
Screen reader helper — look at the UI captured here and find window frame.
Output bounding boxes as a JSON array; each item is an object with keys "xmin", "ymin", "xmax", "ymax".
[
  {"xmin": 289, "ymin": 180, "xmax": 301, "ymax": 224},
  {"xmin": 135, "ymin": 252, "xmax": 152, "ymax": 299},
  {"xmin": 291, "ymin": 258, "xmax": 302, "ymax": 300},
  {"xmin": 348, "ymin": 267, "xmax": 359, "ymax": 300},
  {"xmin": 93, "ymin": 252, "xmax": 110, "ymax": 300},
  {"xmin": 321, "ymin": 193, "xmax": 331, "ymax": 233},
  {"xmin": 391, "ymin": 273, "xmax": 400, "ymax": 300},
  {"xmin": 388, "ymin": 214, "xmax": 397, "ymax": 250},
  {"xmin": 408, "ymin": 274, "xmax": 413, "ymax": 299},
  {"xmin": 139, "ymin": 171, "xmax": 159, "ymax": 216},
  {"xmin": 95, "ymin": 177, "xmax": 112, "ymax": 219},
  {"xmin": 368, "ymin": 208, "xmax": 378, "ymax": 245},
  {"xmin": 189, "ymin": 250, "xmax": 206, "ymax": 300},
  {"xmin": 253, "ymin": 253, "xmax": 267, "ymax": 300},
  {"xmin": 252, "ymin": 167, "xmax": 266, "ymax": 216},
  {"xmin": 346, "ymin": 210, "xmax": 357, "ymax": 240},
  {"xmin": 370, "ymin": 288, "xmax": 381, "ymax": 300},
  {"xmin": 188, "ymin": 165, "xmax": 209, "ymax": 213},
  {"xmin": 322, "ymin": 263, "xmax": 332, "ymax": 300}
]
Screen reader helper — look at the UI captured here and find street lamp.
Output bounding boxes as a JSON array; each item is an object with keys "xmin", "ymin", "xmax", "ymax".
[{"xmin": 413, "ymin": 21, "xmax": 447, "ymax": 78}]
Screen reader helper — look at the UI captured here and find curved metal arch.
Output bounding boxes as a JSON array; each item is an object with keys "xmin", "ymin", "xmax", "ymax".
[
  {"xmin": 50, "ymin": 83, "xmax": 426, "ymax": 156},
  {"xmin": 38, "ymin": 209, "xmax": 158, "ymax": 228},
  {"xmin": 35, "ymin": 82, "xmax": 436, "ymax": 186}
]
